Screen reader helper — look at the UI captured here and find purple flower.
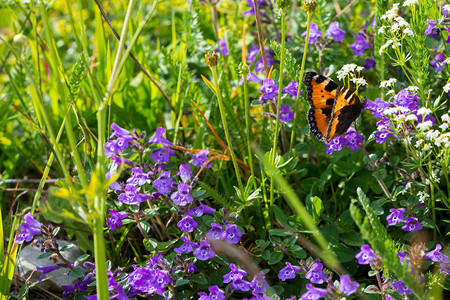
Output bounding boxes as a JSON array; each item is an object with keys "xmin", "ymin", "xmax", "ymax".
[
  {"xmin": 118, "ymin": 185, "xmax": 151, "ymax": 205},
  {"xmin": 15, "ymin": 213, "xmax": 42, "ymax": 244},
  {"xmin": 231, "ymin": 278, "xmax": 252, "ymax": 291},
  {"xmin": 199, "ymin": 285, "xmax": 225, "ymax": 300},
  {"xmin": 128, "ymin": 265, "xmax": 170, "ymax": 295},
  {"xmin": 282, "ymin": 81, "xmax": 301, "ymax": 97},
  {"xmin": 177, "ymin": 215, "xmax": 198, "ymax": 233},
  {"xmin": 171, "ymin": 184, "xmax": 193, "ymax": 206},
  {"xmin": 110, "ymin": 156, "xmax": 131, "ymax": 166},
  {"xmin": 278, "ymin": 262, "xmax": 301, "ymax": 281},
  {"xmin": 300, "ymin": 283, "xmax": 328, "ymax": 300},
  {"xmin": 342, "ymin": 127, "xmax": 364, "ymax": 151},
  {"xmin": 177, "ymin": 164, "xmax": 193, "ymax": 184},
  {"xmin": 36, "ymin": 265, "xmax": 60, "ymax": 283},
  {"xmin": 218, "ymin": 38, "xmax": 229, "ymax": 56},
  {"xmin": 188, "ymin": 200, "xmax": 216, "ymax": 217},
  {"xmin": 355, "ymin": 244, "xmax": 375, "ymax": 265},
  {"xmin": 425, "ymin": 20, "xmax": 438, "ymax": 36},
  {"xmin": 193, "ymin": 240, "xmax": 216, "ymax": 260},
  {"xmin": 242, "ymin": 0, "xmax": 263, "ymax": 16},
  {"xmin": 391, "ymin": 280, "xmax": 412, "ymax": 294},
  {"xmin": 107, "ymin": 209, "xmax": 128, "ymax": 231},
  {"xmin": 386, "ymin": 208, "xmax": 405, "ymax": 226},
  {"xmin": 325, "ymin": 21, "xmax": 346, "ymax": 41},
  {"xmin": 247, "ymin": 45, "xmax": 277, "ymax": 73},
  {"xmin": 398, "ymin": 251, "xmax": 409, "ymax": 264},
  {"xmin": 364, "ymin": 58, "xmax": 376, "ymax": 70},
  {"xmin": 374, "ymin": 130, "xmax": 393, "ymax": 144},
  {"xmin": 251, "ymin": 273, "xmax": 268, "ymax": 294},
  {"xmin": 393, "ymin": 90, "xmax": 419, "ymax": 111},
  {"xmin": 439, "ymin": 262, "xmax": 450, "ymax": 274},
  {"xmin": 104, "ymin": 140, "xmax": 121, "ymax": 158},
  {"xmin": 223, "ymin": 263, "xmax": 247, "ymax": 283},
  {"xmin": 365, "ymin": 98, "xmax": 391, "ymax": 119},
  {"xmin": 188, "ymin": 264, "xmax": 198, "ymax": 273},
  {"xmin": 152, "ymin": 171, "xmax": 175, "ymax": 194},
  {"xmin": 149, "ymin": 127, "xmax": 172, "ymax": 146},
  {"xmin": 259, "ymin": 79, "xmax": 279, "ymax": 102},
  {"xmin": 325, "ymin": 136, "xmax": 344, "ymax": 155},
  {"xmin": 430, "ymin": 53, "xmax": 446, "ymax": 71},
  {"xmin": 401, "ymin": 217, "xmax": 423, "ymax": 232},
  {"xmin": 110, "ymin": 123, "xmax": 132, "ymax": 138},
  {"xmin": 338, "ymin": 274, "xmax": 360, "ymax": 295},
  {"xmin": 424, "ymin": 244, "xmax": 450, "ymax": 263},
  {"xmin": 302, "ymin": 23, "xmax": 323, "ymax": 44},
  {"xmin": 150, "ymin": 147, "xmax": 175, "ymax": 163},
  {"xmin": 221, "ymin": 224, "xmax": 243, "ymax": 244},
  {"xmin": 349, "ymin": 33, "xmax": 370, "ymax": 56},
  {"xmin": 127, "ymin": 167, "xmax": 149, "ymax": 186},
  {"xmin": 174, "ymin": 236, "xmax": 198, "ymax": 254},
  {"xmin": 192, "ymin": 149, "xmax": 212, "ymax": 168},
  {"xmin": 238, "ymin": 71, "xmax": 263, "ymax": 85},
  {"xmin": 305, "ymin": 262, "xmax": 327, "ymax": 284},
  {"xmin": 279, "ymin": 105, "xmax": 294, "ymax": 122},
  {"xmin": 205, "ymin": 223, "xmax": 223, "ymax": 240}
]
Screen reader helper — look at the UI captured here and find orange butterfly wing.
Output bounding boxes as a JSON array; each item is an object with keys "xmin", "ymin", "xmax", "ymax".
[
  {"xmin": 304, "ymin": 72, "xmax": 339, "ymax": 142},
  {"xmin": 304, "ymin": 72, "xmax": 366, "ymax": 143}
]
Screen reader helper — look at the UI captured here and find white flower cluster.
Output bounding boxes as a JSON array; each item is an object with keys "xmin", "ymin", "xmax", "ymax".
[
  {"xmin": 415, "ymin": 112, "xmax": 450, "ymax": 157},
  {"xmin": 379, "ymin": 39, "xmax": 394, "ymax": 55},
  {"xmin": 380, "ymin": 3, "xmax": 400, "ymax": 21},
  {"xmin": 336, "ymin": 64, "xmax": 363, "ymax": 80},
  {"xmin": 443, "ymin": 81, "xmax": 450, "ymax": 93},
  {"xmin": 351, "ymin": 77, "xmax": 368, "ymax": 86},
  {"xmin": 403, "ymin": 0, "xmax": 417, "ymax": 7},
  {"xmin": 443, "ymin": 5, "xmax": 450, "ymax": 14},
  {"xmin": 380, "ymin": 78, "xmax": 397, "ymax": 88}
]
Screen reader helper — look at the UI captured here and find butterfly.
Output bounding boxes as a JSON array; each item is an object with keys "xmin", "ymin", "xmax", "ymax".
[{"xmin": 303, "ymin": 72, "xmax": 366, "ymax": 143}]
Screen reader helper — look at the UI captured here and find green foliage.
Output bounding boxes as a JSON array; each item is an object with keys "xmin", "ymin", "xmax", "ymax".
[{"xmin": 270, "ymin": 40, "xmax": 300, "ymax": 81}]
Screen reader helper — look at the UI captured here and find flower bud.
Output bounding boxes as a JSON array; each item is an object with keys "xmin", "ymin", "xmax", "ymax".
[
  {"xmin": 205, "ymin": 52, "xmax": 219, "ymax": 68},
  {"xmin": 302, "ymin": 0, "xmax": 317, "ymax": 13}
]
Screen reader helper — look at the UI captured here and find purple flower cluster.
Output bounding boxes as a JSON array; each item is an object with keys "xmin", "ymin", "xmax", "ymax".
[
  {"xmin": 128, "ymin": 254, "xmax": 171, "ymax": 297},
  {"xmin": 206, "ymin": 223, "xmax": 243, "ymax": 244},
  {"xmin": 258, "ymin": 79, "xmax": 300, "ymax": 122},
  {"xmin": 349, "ymin": 33, "xmax": 370, "ymax": 56},
  {"xmin": 104, "ymin": 123, "xmax": 134, "ymax": 159},
  {"xmin": 365, "ymin": 89, "xmax": 436, "ymax": 144},
  {"xmin": 386, "ymin": 208, "xmax": 423, "ymax": 232},
  {"xmin": 302, "ymin": 21, "xmax": 346, "ymax": 44},
  {"xmin": 247, "ymin": 44, "xmax": 278, "ymax": 73},
  {"xmin": 325, "ymin": 126, "xmax": 364, "ymax": 154}
]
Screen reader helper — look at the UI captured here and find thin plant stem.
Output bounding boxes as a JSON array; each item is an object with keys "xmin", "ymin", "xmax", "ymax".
[
  {"xmin": 210, "ymin": 65, "xmax": 244, "ymax": 194},
  {"xmin": 360, "ymin": 143, "xmax": 395, "ymax": 204},
  {"xmin": 289, "ymin": 10, "xmax": 312, "ymax": 153},
  {"xmin": 253, "ymin": 0, "xmax": 269, "ymax": 77},
  {"xmin": 269, "ymin": 8, "xmax": 287, "ymax": 214},
  {"xmin": 243, "ymin": 74, "xmax": 257, "ymax": 191}
]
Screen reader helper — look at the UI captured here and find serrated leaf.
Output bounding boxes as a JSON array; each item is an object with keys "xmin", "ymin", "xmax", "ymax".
[
  {"xmin": 198, "ymin": 181, "xmax": 228, "ymax": 206},
  {"xmin": 143, "ymin": 238, "xmax": 158, "ymax": 252}
]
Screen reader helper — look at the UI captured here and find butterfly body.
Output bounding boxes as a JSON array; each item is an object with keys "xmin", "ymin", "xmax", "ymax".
[{"xmin": 303, "ymin": 72, "xmax": 366, "ymax": 142}]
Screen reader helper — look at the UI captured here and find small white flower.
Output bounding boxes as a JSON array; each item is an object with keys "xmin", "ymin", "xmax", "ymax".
[
  {"xmin": 403, "ymin": 28, "xmax": 414, "ymax": 37},
  {"xmin": 442, "ymin": 113, "xmax": 450, "ymax": 122},
  {"xmin": 381, "ymin": 4, "xmax": 400, "ymax": 20},
  {"xmin": 417, "ymin": 120, "xmax": 433, "ymax": 131},
  {"xmin": 406, "ymin": 85, "xmax": 419, "ymax": 92},
  {"xmin": 356, "ymin": 66, "xmax": 364, "ymax": 72},
  {"xmin": 426, "ymin": 129, "xmax": 440, "ymax": 140},
  {"xmin": 392, "ymin": 23, "xmax": 400, "ymax": 32},
  {"xmin": 405, "ymin": 114, "xmax": 418, "ymax": 122},
  {"xmin": 403, "ymin": 0, "xmax": 418, "ymax": 7},
  {"xmin": 384, "ymin": 107, "xmax": 400, "ymax": 116},
  {"xmin": 443, "ymin": 82, "xmax": 450, "ymax": 93},
  {"xmin": 386, "ymin": 90, "xmax": 396, "ymax": 96},
  {"xmin": 417, "ymin": 107, "xmax": 432, "ymax": 115},
  {"xmin": 380, "ymin": 78, "xmax": 397, "ymax": 88},
  {"xmin": 440, "ymin": 123, "xmax": 449, "ymax": 131},
  {"xmin": 337, "ymin": 64, "xmax": 359, "ymax": 80},
  {"xmin": 417, "ymin": 191, "xmax": 429, "ymax": 202},
  {"xmin": 378, "ymin": 26, "xmax": 387, "ymax": 34},
  {"xmin": 415, "ymin": 139, "xmax": 423, "ymax": 147},
  {"xmin": 444, "ymin": 5, "xmax": 450, "ymax": 14},
  {"xmin": 379, "ymin": 39, "xmax": 393, "ymax": 54},
  {"xmin": 351, "ymin": 77, "xmax": 368, "ymax": 86},
  {"xmin": 398, "ymin": 106, "xmax": 410, "ymax": 114},
  {"xmin": 422, "ymin": 143, "xmax": 431, "ymax": 151}
]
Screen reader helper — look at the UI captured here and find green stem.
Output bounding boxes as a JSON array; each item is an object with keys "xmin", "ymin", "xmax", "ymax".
[
  {"xmin": 210, "ymin": 66, "xmax": 244, "ymax": 194},
  {"xmin": 289, "ymin": 10, "xmax": 311, "ymax": 153},
  {"xmin": 243, "ymin": 75, "xmax": 257, "ymax": 191},
  {"xmin": 269, "ymin": 8, "xmax": 287, "ymax": 215}
]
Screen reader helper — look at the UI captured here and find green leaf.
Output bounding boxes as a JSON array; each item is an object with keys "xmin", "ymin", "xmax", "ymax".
[
  {"xmin": 60, "ymin": 243, "xmax": 74, "ymax": 252},
  {"xmin": 74, "ymin": 254, "xmax": 90, "ymax": 266},
  {"xmin": 269, "ymin": 229, "xmax": 291, "ymax": 237},
  {"xmin": 191, "ymin": 274, "xmax": 208, "ymax": 285},
  {"xmin": 198, "ymin": 181, "xmax": 228, "ymax": 206},
  {"xmin": 143, "ymin": 238, "xmax": 158, "ymax": 252},
  {"xmin": 268, "ymin": 252, "xmax": 283, "ymax": 265},
  {"xmin": 69, "ymin": 267, "xmax": 84, "ymax": 278}
]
